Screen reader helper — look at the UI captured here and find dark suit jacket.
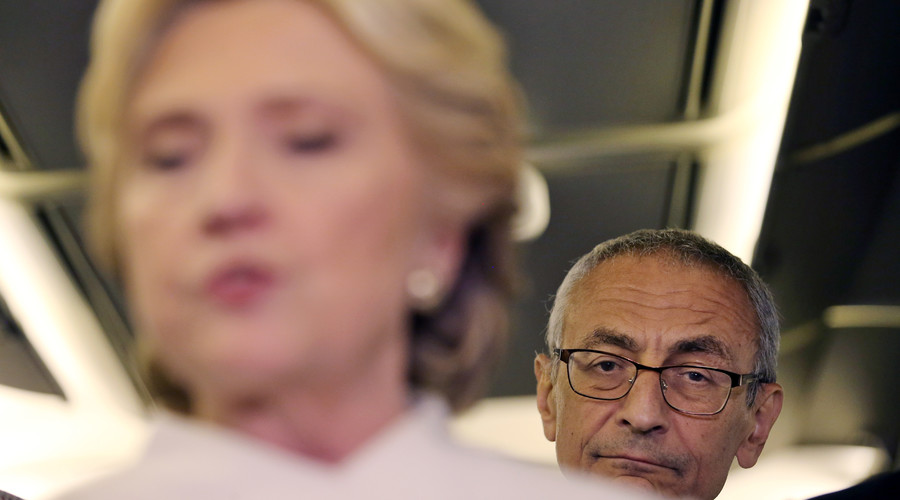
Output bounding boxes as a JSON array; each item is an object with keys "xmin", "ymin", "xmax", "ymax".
[{"xmin": 809, "ymin": 471, "xmax": 900, "ymax": 499}]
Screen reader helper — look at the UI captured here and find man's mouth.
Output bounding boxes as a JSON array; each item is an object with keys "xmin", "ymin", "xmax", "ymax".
[{"xmin": 594, "ymin": 453, "xmax": 682, "ymax": 476}]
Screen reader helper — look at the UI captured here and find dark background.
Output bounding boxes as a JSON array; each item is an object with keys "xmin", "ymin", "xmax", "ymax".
[{"xmin": 0, "ymin": 0, "xmax": 898, "ymax": 463}]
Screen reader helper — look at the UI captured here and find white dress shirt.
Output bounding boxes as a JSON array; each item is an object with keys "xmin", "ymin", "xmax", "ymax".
[{"xmin": 54, "ymin": 395, "xmax": 658, "ymax": 499}]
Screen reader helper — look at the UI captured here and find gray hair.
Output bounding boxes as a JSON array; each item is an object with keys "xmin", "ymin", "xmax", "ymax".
[{"xmin": 545, "ymin": 228, "xmax": 779, "ymax": 404}]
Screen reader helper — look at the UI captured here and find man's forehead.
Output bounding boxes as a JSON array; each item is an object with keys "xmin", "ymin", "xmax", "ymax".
[
  {"xmin": 578, "ymin": 327, "xmax": 737, "ymax": 362},
  {"xmin": 567, "ymin": 253, "xmax": 753, "ymax": 315},
  {"xmin": 578, "ymin": 252, "xmax": 728, "ymax": 286},
  {"xmin": 561, "ymin": 254, "xmax": 757, "ymax": 362}
]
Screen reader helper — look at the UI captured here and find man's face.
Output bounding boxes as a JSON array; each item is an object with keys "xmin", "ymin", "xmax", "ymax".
[{"xmin": 535, "ymin": 255, "xmax": 783, "ymax": 499}]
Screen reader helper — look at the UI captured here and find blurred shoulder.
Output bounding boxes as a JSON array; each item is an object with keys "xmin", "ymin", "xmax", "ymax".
[
  {"xmin": 53, "ymin": 400, "xmax": 662, "ymax": 500},
  {"xmin": 51, "ymin": 413, "xmax": 331, "ymax": 500}
]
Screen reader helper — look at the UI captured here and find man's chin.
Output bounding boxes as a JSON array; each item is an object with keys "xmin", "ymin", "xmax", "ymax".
[
  {"xmin": 610, "ymin": 475, "xmax": 658, "ymax": 493},
  {"xmin": 609, "ymin": 475, "xmax": 687, "ymax": 499}
]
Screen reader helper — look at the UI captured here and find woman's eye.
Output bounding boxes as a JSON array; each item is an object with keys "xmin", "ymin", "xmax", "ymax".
[
  {"xmin": 139, "ymin": 128, "xmax": 201, "ymax": 172},
  {"xmin": 144, "ymin": 151, "xmax": 189, "ymax": 171},
  {"xmin": 287, "ymin": 132, "xmax": 337, "ymax": 154}
]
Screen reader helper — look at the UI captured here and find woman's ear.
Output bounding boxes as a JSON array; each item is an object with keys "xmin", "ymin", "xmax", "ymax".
[{"xmin": 407, "ymin": 219, "xmax": 467, "ymax": 311}]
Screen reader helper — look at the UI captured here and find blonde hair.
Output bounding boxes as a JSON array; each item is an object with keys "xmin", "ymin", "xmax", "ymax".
[{"xmin": 78, "ymin": 0, "xmax": 523, "ymax": 412}]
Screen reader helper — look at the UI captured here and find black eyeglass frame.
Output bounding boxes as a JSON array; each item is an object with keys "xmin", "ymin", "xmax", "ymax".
[{"xmin": 553, "ymin": 348, "xmax": 759, "ymax": 416}]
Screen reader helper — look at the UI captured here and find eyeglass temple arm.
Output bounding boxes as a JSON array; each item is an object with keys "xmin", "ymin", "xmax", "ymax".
[{"xmin": 734, "ymin": 373, "xmax": 760, "ymax": 387}]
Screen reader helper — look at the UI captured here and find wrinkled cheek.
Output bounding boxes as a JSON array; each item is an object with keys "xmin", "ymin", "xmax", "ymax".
[{"xmin": 554, "ymin": 420, "xmax": 590, "ymax": 468}]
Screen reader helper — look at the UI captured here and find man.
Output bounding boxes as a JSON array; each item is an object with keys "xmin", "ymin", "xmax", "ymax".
[{"xmin": 535, "ymin": 229, "xmax": 784, "ymax": 499}]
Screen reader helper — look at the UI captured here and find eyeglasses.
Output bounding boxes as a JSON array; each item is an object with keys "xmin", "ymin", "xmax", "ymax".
[{"xmin": 554, "ymin": 348, "xmax": 758, "ymax": 416}]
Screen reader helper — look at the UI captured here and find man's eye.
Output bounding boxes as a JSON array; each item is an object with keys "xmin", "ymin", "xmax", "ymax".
[
  {"xmin": 681, "ymin": 369, "xmax": 713, "ymax": 384},
  {"xmin": 588, "ymin": 358, "xmax": 623, "ymax": 374},
  {"xmin": 597, "ymin": 361, "xmax": 619, "ymax": 372},
  {"xmin": 287, "ymin": 132, "xmax": 337, "ymax": 154}
]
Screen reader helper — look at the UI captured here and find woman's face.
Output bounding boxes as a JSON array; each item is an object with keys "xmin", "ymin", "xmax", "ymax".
[{"xmin": 118, "ymin": 0, "xmax": 455, "ymax": 397}]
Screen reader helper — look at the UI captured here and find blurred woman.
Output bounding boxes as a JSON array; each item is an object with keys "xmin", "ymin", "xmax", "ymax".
[{"xmin": 57, "ymin": 0, "xmax": 653, "ymax": 498}]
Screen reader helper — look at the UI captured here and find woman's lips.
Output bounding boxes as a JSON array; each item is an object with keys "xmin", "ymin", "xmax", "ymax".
[{"xmin": 205, "ymin": 264, "xmax": 275, "ymax": 308}]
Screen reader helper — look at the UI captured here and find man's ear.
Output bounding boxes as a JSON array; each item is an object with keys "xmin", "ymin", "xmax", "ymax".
[
  {"xmin": 534, "ymin": 353, "xmax": 558, "ymax": 442},
  {"xmin": 736, "ymin": 382, "xmax": 784, "ymax": 468}
]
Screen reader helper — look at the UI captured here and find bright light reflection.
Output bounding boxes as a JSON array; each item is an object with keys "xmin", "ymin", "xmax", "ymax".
[{"xmin": 692, "ymin": 0, "xmax": 810, "ymax": 263}]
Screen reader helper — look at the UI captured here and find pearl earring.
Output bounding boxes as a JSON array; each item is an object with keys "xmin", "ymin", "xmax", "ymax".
[{"xmin": 407, "ymin": 269, "xmax": 441, "ymax": 311}]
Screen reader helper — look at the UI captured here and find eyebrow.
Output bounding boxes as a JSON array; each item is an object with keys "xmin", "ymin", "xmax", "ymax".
[
  {"xmin": 134, "ymin": 110, "xmax": 204, "ymax": 142},
  {"xmin": 133, "ymin": 93, "xmax": 348, "ymax": 137},
  {"xmin": 581, "ymin": 328, "xmax": 640, "ymax": 351},
  {"xmin": 578, "ymin": 329, "xmax": 735, "ymax": 364},
  {"xmin": 669, "ymin": 335, "xmax": 734, "ymax": 362},
  {"xmin": 259, "ymin": 94, "xmax": 353, "ymax": 123},
  {"xmin": 260, "ymin": 95, "xmax": 316, "ymax": 116}
]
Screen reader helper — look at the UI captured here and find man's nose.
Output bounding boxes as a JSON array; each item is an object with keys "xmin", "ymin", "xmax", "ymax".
[
  {"xmin": 199, "ymin": 138, "xmax": 269, "ymax": 236},
  {"xmin": 616, "ymin": 369, "xmax": 670, "ymax": 434}
]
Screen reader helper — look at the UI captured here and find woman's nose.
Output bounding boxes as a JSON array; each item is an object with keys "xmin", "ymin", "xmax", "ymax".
[{"xmin": 199, "ymin": 138, "xmax": 269, "ymax": 236}]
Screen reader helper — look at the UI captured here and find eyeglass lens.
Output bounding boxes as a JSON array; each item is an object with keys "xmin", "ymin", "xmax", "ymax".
[{"xmin": 565, "ymin": 350, "xmax": 734, "ymax": 415}]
